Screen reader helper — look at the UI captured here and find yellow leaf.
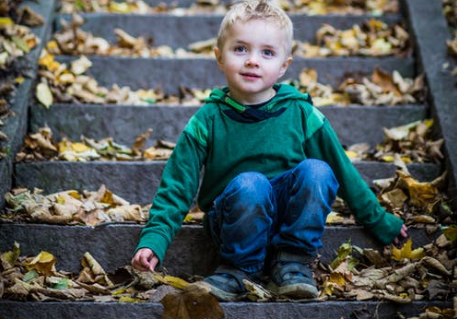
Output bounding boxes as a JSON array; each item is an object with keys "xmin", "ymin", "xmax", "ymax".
[
  {"xmin": 0, "ymin": 17, "xmax": 14, "ymax": 26},
  {"xmin": 381, "ymin": 155, "xmax": 395, "ymax": 162},
  {"xmin": 392, "ymin": 238, "xmax": 425, "ymax": 261},
  {"xmin": 320, "ymin": 280, "xmax": 334, "ymax": 297},
  {"xmin": 329, "ymin": 272, "xmax": 346, "ymax": 286},
  {"xmin": 109, "ymin": 2, "xmax": 132, "ymax": 13},
  {"xmin": 36, "ymin": 82, "xmax": 53, "ymax": 108},
  {"xmin": 25, "ymin": 251, "xmax": 56, "ymax": 276},
  {"xmin": 56, "ymin": 195, "xmax": 66, "ymax": 205},
  {"xmin": 15, "ymin": 77, "xmax": 24, "ymax": 84},
  {"xmin": 71, "ymin": 142, "xmax": 91, "ymax": 153},
  {"xmin": 1, "ymin": 242, "xmax": 21, "ymax": 270},
  {"xmin": 153, "ymin": 273, "xmax": 190, "ymax": 290},
  {"xmin": 345, "ymin": 150, "xmax": 359, "ymax": 159},
  {"xmin": 46, "ymin": 40, "xmax": 58, "ymax": 50},
  {"xmin": 118, "ymin": 296, "xmax": 142, "ymax": 303}
]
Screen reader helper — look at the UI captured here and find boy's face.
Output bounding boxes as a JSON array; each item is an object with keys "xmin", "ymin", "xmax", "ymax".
[{"xmin": 214, "ymin": 19, "xmax": 292, "ymax": 105}]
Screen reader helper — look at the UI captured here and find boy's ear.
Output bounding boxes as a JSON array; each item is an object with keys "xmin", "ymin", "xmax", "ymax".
[
  {"xmin": 279, "ymin": 56, "xmax": 292, "ymax": 78},
  {"xmin": 214, "ymin": 47, "xmax": 224, "ymax": 68}
]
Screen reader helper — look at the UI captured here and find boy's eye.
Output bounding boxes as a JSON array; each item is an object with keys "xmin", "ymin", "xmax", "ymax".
[
  {"xmin": 234, "ymin": 46, "xmax": 247, "ymax": 53},
  {"xmin": 263, "ymin": 49, "xmax": 275, "ymax": 56}
]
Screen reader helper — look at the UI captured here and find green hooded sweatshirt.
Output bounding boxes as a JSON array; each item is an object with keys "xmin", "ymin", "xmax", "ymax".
[{"xmin": 136, "ymin": 84, "xmax": 404, "ymax": 263}]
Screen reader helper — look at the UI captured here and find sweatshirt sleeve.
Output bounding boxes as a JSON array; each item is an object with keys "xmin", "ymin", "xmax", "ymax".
[
  {"xmin": 134, "ymin": 116, "xmax": 208, "ymax": 263},
  {"xmin": 304, "ymin": 108, "xmax": 404, "ymax": 244}
]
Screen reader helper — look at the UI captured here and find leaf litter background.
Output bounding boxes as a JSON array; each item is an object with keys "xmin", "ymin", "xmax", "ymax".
[{"xmin": 1, "ymin": 0, "xmax": 457, "ymax": 318}]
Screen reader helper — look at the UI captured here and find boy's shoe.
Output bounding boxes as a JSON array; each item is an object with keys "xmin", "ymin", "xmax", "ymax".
[
  {"xmin": 267, "ymin": 251, "xmax": 318, "ymax": 299},
  {"xmin": 203, "ymin": 265, "xmax": 252, "ymax": 301}
]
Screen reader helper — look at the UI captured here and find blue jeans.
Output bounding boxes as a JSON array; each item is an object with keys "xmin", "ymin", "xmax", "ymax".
[{"xmin": 207, "ymin": 159, "xmax": 339, "ymax": 274}]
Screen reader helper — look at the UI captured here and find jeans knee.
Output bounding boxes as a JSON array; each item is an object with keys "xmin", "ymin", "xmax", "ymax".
[
  {"xmin": 295, "ymin": 159, "xmax": 339, "ymax": 191},
  {"xmin": 223, "ymin": 172, "xmax": 273, "ymax": 216}
]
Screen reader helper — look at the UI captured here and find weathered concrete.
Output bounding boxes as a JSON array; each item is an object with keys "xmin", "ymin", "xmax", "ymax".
[
  {"xmin": 0, "ymin": 224, "xmax": 439, "ymax": 275},
  {"xmin": 0, "ymin": 0, "xmax": 57, "ymax": 210},
  {"xmin": 55, "ymin": 13, "xmax": 403, "ymax": 47},
  {"xmin": 404, "ymin": 0, "xmax": 457, "ymax": 207},
  {"xmin": 0, "ymin": 300, "xmax": 452, "ymax": 319},
  {"xmin": 55, "ymin": 55, "xmax": 415, "ymax": 93},
  {"xmin": 29, "ymin": 103, "xmax": 428, "ymax": 149},
  {"xmin": 13, "ymin": 161, "xmax": 441, "ymax": 205}
]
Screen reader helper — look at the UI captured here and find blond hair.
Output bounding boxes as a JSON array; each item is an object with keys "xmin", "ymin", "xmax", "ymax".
[{"xmin": 217, "ymin": 0, "xmax": 294, "ymax": 55}]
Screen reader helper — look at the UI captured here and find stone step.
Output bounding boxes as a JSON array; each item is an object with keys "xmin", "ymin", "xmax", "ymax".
[
  {"xmin": 0, "ymin": 224, "xmax": 439, "ymax": 275},
  {"xmin": 51, "ymin": 55, "xmax": 415, "ymax": 93},
  {"xmin": 30, "ymin": 103, "xmax": 427, "ymax": 149},
  {"xmin": 55, "ymin": 13, "xmax": 404, "ymax": 48},
  {"xmin": 0, "ymin": 0, "xmax": 57, "ymax": 209},
  {"xmin": 0, "ymin": 300, "xmax": 452, "ymax": 319},
  {"xmin": 13, "ymin": 161, "xmax": 441, "ymax": 206}
]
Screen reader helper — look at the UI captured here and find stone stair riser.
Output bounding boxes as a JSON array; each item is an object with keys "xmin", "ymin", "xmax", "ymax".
[{"xmin": 13, "ymin": 161, "xmax": 441, "ymax": 205}]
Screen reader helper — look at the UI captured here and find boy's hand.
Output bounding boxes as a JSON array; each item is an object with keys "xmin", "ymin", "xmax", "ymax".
[
  {"xmin": 131, "ymin": 248, "xmax": 159, "ymax": 272},
  {"xmin": 393, "ymin": 224, "xmax": 408, "ymax": 244}
]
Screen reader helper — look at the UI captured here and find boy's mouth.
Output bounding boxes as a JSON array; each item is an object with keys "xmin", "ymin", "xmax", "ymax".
[{"xmin": 240, "ymin": 72, "xmax": 261, "ymax": 79}]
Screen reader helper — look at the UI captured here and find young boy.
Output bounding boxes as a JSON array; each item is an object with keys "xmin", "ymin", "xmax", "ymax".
[{"xmin": 131, "ymin": 0, "xmax": 408, "ymax": 301}]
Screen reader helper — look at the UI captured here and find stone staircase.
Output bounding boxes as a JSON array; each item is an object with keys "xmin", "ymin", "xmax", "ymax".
[{"xmin": 0, "ymin": 0, "xmax": 456, "ymax": 318}]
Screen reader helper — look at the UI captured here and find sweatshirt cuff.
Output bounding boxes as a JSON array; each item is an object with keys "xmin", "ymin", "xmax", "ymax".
[{"xmin": 366, "ymin": 212, "xmax": 404, "ymax": 245}]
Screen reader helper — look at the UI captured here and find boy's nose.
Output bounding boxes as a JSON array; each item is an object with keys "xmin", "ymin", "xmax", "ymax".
[{"xmin": 245, "ymin": 56, "xmax": 259, "ymax": 67}]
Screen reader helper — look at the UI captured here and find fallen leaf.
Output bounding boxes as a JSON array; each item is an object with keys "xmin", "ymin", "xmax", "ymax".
[
  {"xmin": 161, "ymin": 282, "xmax": 224, "ymax": 319},
  {"xmin": 36, "ymin": 82, "xmax": 53, "ymax": 108}
]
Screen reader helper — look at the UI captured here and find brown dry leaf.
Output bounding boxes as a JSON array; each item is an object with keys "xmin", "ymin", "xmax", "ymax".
[
  {"xmin": 17, "ymin": 6, "xmax": 44, "ymax": 26},
  {"xmin": 80, "ymin": 252, "xmax": 113, "ymax": 286},
  {"xmin": 132, "ymin": 128, "xmax": 153, "ymax": 155},
  {"xmin": 372, "ymin": 67, "xmax": 402, "ymax": 97},
  {"xmin": 161, "ymin": 282, "xmax": 224, "ymax": 319}
]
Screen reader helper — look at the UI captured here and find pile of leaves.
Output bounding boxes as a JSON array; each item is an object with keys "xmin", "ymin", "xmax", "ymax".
[
  {"xmin": 288, "ymin": 67, "xmax": 425, "ymax": 107},
  {"xmin": 35, "ymin": 50, "xmax": 210, "ymax": 107},
  {"xmin": 46, "ymin": 15, "xmax": 409, "ymax": 60},
  {"xmin": 0, "ymin": 242, "xmax": 218, "ymax": 306},
  {"xmin": 375, "ymin": 169, "xmax": 453, "ymax": 225},
  {"xmin": 59, "ymin": 0, "xmax": 399, "ymax": 15},
  {"xmin": 58, "ymin": 0, "xmax": 229, "ymax": 15},
  {"xmin": 2, "ymin": 185, "xmax": 148, "ymax": 226},
  {"xmin": 294, "ymin": 18, "xmax": 410, "ymax": 58},
  {"xmin": 345, "ymin": 119, "xmax": 444, "ymax": 164},
  {"xmin": 0, "ymin": 0, "xmax": 44, "ymax": 155},
  {"xmin": 15, "ymin": 127, "xmax": 175, "ymax": 162},
  {"xmin": 36, "ymin": 50, "xmax": 424, "ymax": 108},
  {"xmin": 326, "ymin": 166, "xmax": 453, "ymax": 228},
  {"xmin": 1, "ymin": 231, "xmax": 455, "ymax": 307},
  {"xmin": 46, "ymin": 14, "xmax": 196, "ymax": 58},
  {"xmin": 315, "ymin": 233, "xmax": 456, "ymax": 306}
]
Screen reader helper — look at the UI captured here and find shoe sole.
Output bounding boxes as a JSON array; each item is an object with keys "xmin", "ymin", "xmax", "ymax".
[{"xmin": 267, "ymin": 282, "xmax": 319, "ymax": 299}]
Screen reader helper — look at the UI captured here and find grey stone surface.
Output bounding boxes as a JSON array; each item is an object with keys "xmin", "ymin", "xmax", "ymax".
[
  {"xmin": 13, "ymin": 161, "xmax": 441, "ymax": 205},
  {"xmin": 29, "ymin": 103, "xmax": 427, "ymax": 147},
  {"xmin": 0, "ymin": 300, "xmax": 452, "ymax": 319},
  {"xmin": 56, "ymin": 55, "xmax": 415, "ymax": 93},
  {"xmin": 0, "ymin": 224, "xmax": 439, "ymax": 276},
  {"xmin": 404, "ymin": 0, "xmax": 457, "ymax": 207},
  {"xmin": 56, "ymin": 13, "xmax": 402, "ymax": 47}
]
